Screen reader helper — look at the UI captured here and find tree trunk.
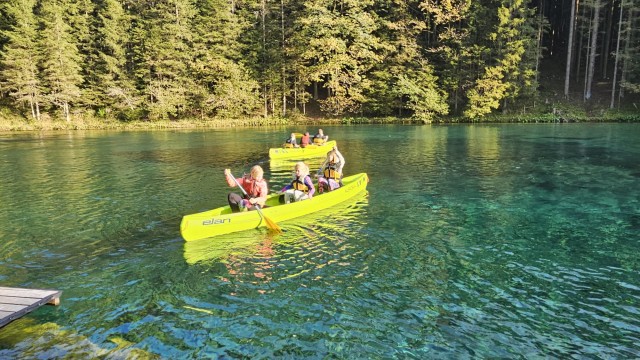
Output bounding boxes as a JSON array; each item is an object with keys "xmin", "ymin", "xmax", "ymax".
[
  {"xmin": 30, "ymin": 97, "xmax": 36, "ymax": 121},
  {"xmin": 619, "ymin": 5, "xmax": 633, "ymax": 99},
  {"xmin": 564, "ymin": 0, "xmax": 577, "ymax": 98},
  {"xmin": 293, "ymin": 76, "xmax": 298, "ymax": 110},
  {"xmin": 601, "ymin": 0, "xmax": 614, "ymax": 78},
  {"xmin": 585, "ymin": 0, "xmax": 600, "ymax": 101},
  {"xmin": 453, "ymin": 86, "xmax": 459, "ymax": 112},
  {"xmin": 576, "ymin": 1, "xmax": 585, "ymax": 80},
  {"xmin": 536, "ymin": 2, "xmax": 544, "ymax": 86},
  {"xmin": 64, "ymin": 101, "xmax": 71, "ymax": 122},
  {"xmin": 583, "ymin": 6, "xmax": 593, "ymax": 100},
  {"xmin": 262, "ymin": 0, "xmax": 268, "ymax": 117},
  {"xmin": 610, "ymin": 0, "xmax": 624, "ymax": 108},
  {"xmin": 271, "ymin": 92, "xmax": 275, "ymax": 114},
  {"xmin": 281, "ymin": 0, "xmax": 286, "ymax": 117}
]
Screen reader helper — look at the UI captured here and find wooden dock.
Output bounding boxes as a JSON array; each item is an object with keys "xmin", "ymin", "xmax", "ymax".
[{"xmin": 0, "ymin": 286, "xmax": 62, "ymax": 328}]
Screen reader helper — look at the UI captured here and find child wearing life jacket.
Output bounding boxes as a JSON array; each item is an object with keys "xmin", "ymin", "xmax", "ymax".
[
  {"xmin": 317, "ymin": 146, "xmax": 344, "ymax": 193},
  {"xmin": 313, "ymin": 129, "xmax": 328, "ymax": 145},
  {"xmin": 284, "ymin": 133, "xmax": 298, "ymax": 148},
  {"xmin": 224, "ymin": 165, "xmax": 269, "ymax": 212},
  {"xmin": 280, "ymin": 162, "xmax": 315, "ymax": 203}
]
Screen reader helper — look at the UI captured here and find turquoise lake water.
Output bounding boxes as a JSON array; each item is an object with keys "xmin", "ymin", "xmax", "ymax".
[{"xmin": 0, "ymin": 124, "xmax": 639, "ymax": 358}]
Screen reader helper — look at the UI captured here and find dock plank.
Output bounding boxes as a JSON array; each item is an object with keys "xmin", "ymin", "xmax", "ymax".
[
  {"xmin": 0, "ymin": 288, "xmax": 59, "ymax": 298},
  {"xmin": 0, "ymin": 296, "xmax": 39, "ymax": 306},
  {"xmin": 0, "ymin": 304, "xmax": 25, "ymax": 312},
  {"xmin": 0, "ymin": 286, "xmax": 61, "ymax": 328}
]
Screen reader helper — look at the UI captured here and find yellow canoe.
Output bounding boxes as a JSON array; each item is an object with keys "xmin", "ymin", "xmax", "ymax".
[
  {"xmin": 182, "ymin": 191, "xmax": 369, "ymax": 265},
  {"xmin": 268, "ymin": 140, "xmax": 337, "ymax": 160},
  {"xmin": 180, "ymin": 173, "xmax": 369, "ymax": 241}
]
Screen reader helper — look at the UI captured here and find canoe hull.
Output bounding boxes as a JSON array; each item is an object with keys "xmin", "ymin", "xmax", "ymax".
[
  {"xmin": 268, "ymin": 140, "xmax": 337, "ymax": 160},
  {"xmin": 180, "ymin": 173, "xmax": 369, "ymax": 241}
]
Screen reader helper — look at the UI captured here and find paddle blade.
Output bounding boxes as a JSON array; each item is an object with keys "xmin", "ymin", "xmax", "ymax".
[{"xmin": 263, "ymin": 214, "xmax": 282, "ymax": 233}]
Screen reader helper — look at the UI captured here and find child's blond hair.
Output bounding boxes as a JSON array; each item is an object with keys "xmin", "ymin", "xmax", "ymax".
[
  {"xmin": 326, "ymin": 149, "xmax": 338, "ymax": 163},
  {"xmin": 294, "ymin": 162, "xmax": 309, "ymax": 177},
  {"xmin": 250, "ymin": 165, "xmax": 264, "ymax": 180}
]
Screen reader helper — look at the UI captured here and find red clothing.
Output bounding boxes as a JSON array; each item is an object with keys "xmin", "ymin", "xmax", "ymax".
[
  {"xmin": 300, "ymin": 134, "xmax": 311, "ymax": 147},
  {"xmin": 226, "ymin": 174, "xmax": 268, "ymax": 207}
]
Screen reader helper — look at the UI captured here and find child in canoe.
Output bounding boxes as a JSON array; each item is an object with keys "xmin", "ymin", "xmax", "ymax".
[
  {"xmin": 317, "ymin": 146, "xmax": 344, "ymax": 193},
  {"xmin": 280, "ymin": 162, "xmax": 315, "ymax": 203},
  {"xmin": 313, "ymin": 129, "xmax": 329, "ymax": 144},
  {"xmin": 284, "ymin": 133, "xmax": 299, "ymax": 148}
]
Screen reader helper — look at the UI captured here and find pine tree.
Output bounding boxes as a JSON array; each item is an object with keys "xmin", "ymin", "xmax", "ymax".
[
  {"xmin": 191, "ymin": 0, "xmax": 261, "ymax": 118},
  {"xmin": 88, "ymin": 0, "xmax": 139, "ymax": 118},
  {"xmin": 0, "ymin": 0, "xmax": 43, "ymax": 121},
  {"xmin": 40, "ymin": 0, "xmax": 84, "ymax": 122},
  {"xmin": 464, "ymin": 66, "xmax": 508, "ymax": 119},
  {"xmin": 611, "ymin": 0, "xmax": 625, "ymax": 108},
  {"xmin": 67, "ymin": 0, "xmax": 94, "ymax": 92},
  {"xmin": 130, "ymin": 0, "xmax": 198, "ymax": 120}
]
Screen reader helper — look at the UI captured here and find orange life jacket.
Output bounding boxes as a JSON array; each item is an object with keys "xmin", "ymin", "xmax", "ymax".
[
  {"xmin": 323, "ymin": 163, "xmax": 340, "ymax": 180},
  {"xmin": 291, "ymin": 176, "xmax": 310, "ymax": 193}
]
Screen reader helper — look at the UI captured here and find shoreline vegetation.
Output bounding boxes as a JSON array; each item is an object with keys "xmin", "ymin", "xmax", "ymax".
[{"xmin": 1, "ymin": 107, "xmax": 639, "ymax": 132}]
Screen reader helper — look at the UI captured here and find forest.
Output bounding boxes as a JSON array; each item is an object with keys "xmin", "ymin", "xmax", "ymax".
[{"xmin": 0, "ymin": 0, "xmax": 639, "ymax": 124}]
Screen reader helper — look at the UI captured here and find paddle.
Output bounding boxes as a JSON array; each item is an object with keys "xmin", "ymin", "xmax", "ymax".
[{"xmin": 229, "ymin": 172, "xmax": 282, "ymax": 233}]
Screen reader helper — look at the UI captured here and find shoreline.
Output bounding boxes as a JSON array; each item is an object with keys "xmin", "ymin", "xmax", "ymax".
[{"xmin": 1, "ymin": 113, "xmax": 639, "ymax": 132}]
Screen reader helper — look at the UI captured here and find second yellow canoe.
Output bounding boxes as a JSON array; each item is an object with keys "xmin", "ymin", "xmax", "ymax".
[{"xmin": 268, "ymin": 140, "xmax": 337, "ymax": 160}]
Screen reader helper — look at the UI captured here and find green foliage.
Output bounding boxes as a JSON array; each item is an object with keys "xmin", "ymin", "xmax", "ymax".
[
  {"xmin": 39, "ymin": 0, "xmax": 84, "ymax": 121},
  {"xmin": 188, "ymin": 0, "xmax": 260, "ymax": 118},
  {"xmin": 420, "ymin": 0, "xmax": 472, "ymax": 114},
  {"xmin": 294, "ymin": 0, "xmax": 387, "ymax": 115},
  {"xmin": 210, "ymin": 64, "xmax": 261, "ymax": 118},
  {"xmin": 86, "ymin": 0, "xmax": 140, "ymax": 116},
  {"xmin": 396, "ymin": 65, "xmax": 449, "ymax": 121},
  {"xmin": 464, "ymin": 66, "xmax": 508, "ymax": 119},
  {"xmin": 0, "ymin": 0, "xmax": 42, "ymax": 121},
  {"xmin": 0, "ymin": 0, "xmax": 637, "ymax": 124}
]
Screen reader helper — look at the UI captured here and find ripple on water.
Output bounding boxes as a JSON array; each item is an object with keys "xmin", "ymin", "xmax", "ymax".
[{"xmin": 2, "ymin": 126, "xmax": 640, "ymax": 359}]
